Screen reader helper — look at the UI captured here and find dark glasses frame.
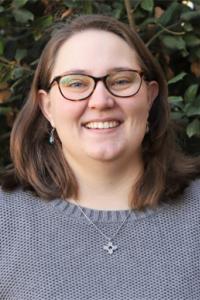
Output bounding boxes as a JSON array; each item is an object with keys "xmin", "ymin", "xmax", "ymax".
[{"xmin": 47, "ymin": 69, "xmax": 144, "ymax": 101}]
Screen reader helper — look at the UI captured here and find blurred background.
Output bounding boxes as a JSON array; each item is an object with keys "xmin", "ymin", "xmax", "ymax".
[{"xmin": 0, "ymin": 0, "xmax": 200, "ymax": 171}]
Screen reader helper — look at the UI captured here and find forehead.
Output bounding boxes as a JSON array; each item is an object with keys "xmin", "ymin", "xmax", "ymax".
[{"xmin": 51, "ymin": 29, "xmax": 141, "ymax": 77}]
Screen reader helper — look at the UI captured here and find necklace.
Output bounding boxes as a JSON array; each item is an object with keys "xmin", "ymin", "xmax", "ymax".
[{"xmin": 77, "ymin": 204, "xmax": 132, "ymax": 255}]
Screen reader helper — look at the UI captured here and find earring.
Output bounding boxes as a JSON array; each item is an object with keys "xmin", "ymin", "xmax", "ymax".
[
  {"xmin": 49, "ymin": 127, "xmax": 55, "ymax": 144},
  {"xmin": 146, "ymin": 121, "xmax": 150, "ymax": 133}
]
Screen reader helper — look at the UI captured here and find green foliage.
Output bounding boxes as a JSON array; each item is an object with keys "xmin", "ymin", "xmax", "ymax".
[
  {"xmin": 141, "ymin": 0, "xmax": 154, "ymax": 12},
  {"xmin": 0, "ymin": 0, "xmax": 200, "ymax": 169}
]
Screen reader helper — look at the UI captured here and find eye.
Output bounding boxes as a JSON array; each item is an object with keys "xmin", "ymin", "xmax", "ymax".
[
  {"xmin": 68, "ymin": 81, "xmax": 86, "ymax": 88},
  {"xmin": 113, "ymin": 78, "xmax": 131, "ymax": 85},
  {"xmin": 60, "ymin": 78, "xmax": 86, "ymax": 88},
  {"xmin": 60, "ymin": 75, "xmax": 92, "ymax": 91},
  {"xmin": 59, "ymin": 75, "xmax": 93, "ymax": 95},
  {"xmin": 109, "ymin": 76, "xmax": 133, "ymax": 91},
  {"xmin": 107, "ymin": 70, "xmax": 140, "ymax": 91}
]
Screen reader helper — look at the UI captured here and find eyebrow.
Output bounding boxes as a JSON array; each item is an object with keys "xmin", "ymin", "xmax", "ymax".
[{"xmin": 58, "ymin": 67, "xmax": 136, "ymax": 76}]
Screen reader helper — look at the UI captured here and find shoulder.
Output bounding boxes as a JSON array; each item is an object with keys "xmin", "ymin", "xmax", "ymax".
[
  {"xmin": 162, "ymin": 178, "xmax": 200, "ymax": 216},
  {"xmin": 0, "ymin": 187, "xmax": 47, "ymax": 218},
  {"xmin": 0, "ymin": 187, "xmax": 34, "ymax": 205},
  {"xmin": 169, "ymin": 178, "xmax": 200, "ymax": 216},
  {"xmin": 0, "ymin": 188, "xmax": 59, "ymax": 236},
  {"xmin": 181, "ymin": 178, "xmax": 200, "ymax": 204}
]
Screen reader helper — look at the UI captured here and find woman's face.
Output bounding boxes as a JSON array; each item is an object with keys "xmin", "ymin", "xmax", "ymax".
[{"xmin": 39, "ymin": 30, "xmax": 158, "ymax": 165}]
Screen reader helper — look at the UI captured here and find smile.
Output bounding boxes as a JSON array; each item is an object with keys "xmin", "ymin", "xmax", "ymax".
[{"xmin": 84, "ymin": 121, "xmax": 120, "ymax": 129}]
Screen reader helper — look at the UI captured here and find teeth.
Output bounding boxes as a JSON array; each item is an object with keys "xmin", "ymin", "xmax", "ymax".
[{"xmin": 85, "ymin": 121, "xmax": 119, "ymax": 129}]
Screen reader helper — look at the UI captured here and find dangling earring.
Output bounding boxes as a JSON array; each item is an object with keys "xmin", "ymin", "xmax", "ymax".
[
  {"xmin": 49, "ymin": 127, "xmax": 55, "ymax": 144},
  {"xmin": 146, "ymin": 121, "xmax": 150, "ymax": 133}
]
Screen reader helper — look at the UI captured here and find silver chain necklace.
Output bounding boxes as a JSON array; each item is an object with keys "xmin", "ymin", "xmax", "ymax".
[{"xmin": 77, "ymin": 204, "xmax": 132, "ymax": 255}]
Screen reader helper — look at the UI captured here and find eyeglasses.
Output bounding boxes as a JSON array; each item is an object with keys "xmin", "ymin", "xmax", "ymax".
[{"xmin": 47, "ymin": 69, "xmax": 144, "ymax": 101}]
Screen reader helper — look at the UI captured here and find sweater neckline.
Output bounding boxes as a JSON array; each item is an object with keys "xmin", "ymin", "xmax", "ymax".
[{"xmin": 50, "ymin": 198, "xmax": 165, "ymax": 223}]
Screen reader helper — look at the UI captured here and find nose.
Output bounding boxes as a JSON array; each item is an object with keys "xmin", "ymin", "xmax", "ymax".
[{"xmin": 87, "ymin": 81, "xmax": 115, "ymax": 110}]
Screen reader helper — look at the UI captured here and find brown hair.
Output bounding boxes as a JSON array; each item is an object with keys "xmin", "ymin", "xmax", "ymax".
[{"xmin": 1, "ymin": 14, "xmax": 200, "ymax": 209}]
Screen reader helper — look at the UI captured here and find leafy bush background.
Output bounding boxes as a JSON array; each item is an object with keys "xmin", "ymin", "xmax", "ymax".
[{"xmin": 0, "ymin": 0, "xmax": 200, "ymax": 170}]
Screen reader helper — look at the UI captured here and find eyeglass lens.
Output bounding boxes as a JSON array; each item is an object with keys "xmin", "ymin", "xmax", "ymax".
[{"xmin": 58, "ymin": 70, "xmax": 142, "ymax": 101}]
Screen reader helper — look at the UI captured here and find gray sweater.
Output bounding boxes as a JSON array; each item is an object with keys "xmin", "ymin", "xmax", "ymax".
[{"xmin": 0, "ymin": 180, "xmax": 200, "ymax": 300}]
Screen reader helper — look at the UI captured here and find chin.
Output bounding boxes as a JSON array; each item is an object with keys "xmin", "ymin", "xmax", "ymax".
[{"xmin": 85, "ymin": 146, "xmax": 125, "ymax": 162}]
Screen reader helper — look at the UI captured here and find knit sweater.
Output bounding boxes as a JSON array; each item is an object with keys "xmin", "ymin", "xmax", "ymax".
[{"xmin": 0, "ymin": 180, "xmax": 200, "ymax": 300}]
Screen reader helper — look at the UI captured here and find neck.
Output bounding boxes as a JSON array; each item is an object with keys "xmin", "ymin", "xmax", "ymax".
[{"xmin": 67, "ymin": 155, "xmax": 143, "ymax": 211}]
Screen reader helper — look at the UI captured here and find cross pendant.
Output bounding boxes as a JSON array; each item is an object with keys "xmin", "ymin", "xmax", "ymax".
[{"xmin": 103, "ymin": 241, "xmax": 118, "ymax": 254}]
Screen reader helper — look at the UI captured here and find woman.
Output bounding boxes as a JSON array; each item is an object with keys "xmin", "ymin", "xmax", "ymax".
[{"xmin": 0, "ymin": 14, "xmax": 200, "ymax": 299}]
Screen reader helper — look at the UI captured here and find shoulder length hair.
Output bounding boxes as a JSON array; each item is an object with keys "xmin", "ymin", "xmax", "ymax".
[{"xmin": 1, "ymin": 14, "xmax": 200, "ymax": 209}]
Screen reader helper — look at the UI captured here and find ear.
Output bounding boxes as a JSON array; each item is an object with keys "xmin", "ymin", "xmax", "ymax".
[
  {"xmin": 147, "ymin": 81, "xmax": 159, "ymax": 110},
  {"xmin": 38, "ymin": 89, "xmax": 55, "ymax": 127}
]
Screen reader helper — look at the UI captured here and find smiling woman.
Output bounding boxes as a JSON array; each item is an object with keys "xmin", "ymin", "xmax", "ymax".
[
  {"xmin": 0, "ymin": 14, "xmax": 200, "ymax": 300},
  {"xmin": 38, "ymin": 28, "xmax": 157, "ymax": 171}
]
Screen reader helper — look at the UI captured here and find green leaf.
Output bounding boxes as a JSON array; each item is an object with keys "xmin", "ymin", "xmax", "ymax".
[
  {"xmin": 184, "ymin": 34, "xmax": 200, "ymax": 47},
  {"xmin": 34, "ymin": 16, "xmax": 53, "ymax": 29},
  {"xmin": 181, "ymin": 49, "xmax": 189, "ymax": 57},
  {"xmin": 13, "ymin": 9, "xmax": 34, "ymax": 23},
  {"xmin": 186, "ymin": 119, "xmax": 200, "ymax": 137},
  {"xmin": 184, "ymin": 84, "xmax": 199, "ymax": 102},
  {"xmin": 171, "ymin": 111, "xmax": 184, "ymax": 120},
  {"xmin": 0, "ymin": 107, "xmax": 12, "ymax": 114},
  {"xmin": 15, "ymin": 48, "xmax": 27, "ymax": 62},
  {"xmin": 141, "ymin": 0, "xmax": 154, "ymax": 12},
  {"xmin": 168, "ymin": 96, "xmax": 183, "ymax": 104},
  {"xmin": 113, "ymin": 2, "xmax": 124, "ymax": 19},
  {"xmin": 161, "ymin": 35, "xmax": 186, "ymax": 50},
  {"xmin": 158, "ymin": 2, "xmax": 180, "ymax": 26},
  {"xmin": 168, "ymin": 72, "xmax": 187, "ymax": 84},
  {"xmin": 0, "ymin": 39, "xmax": 4, "ymax": 55},
  {"xmin": 83, "ymin": 0, "xmax": 93, "ymax": 14},
  {"xmin": 63, "ymin": 0, "xmax": 81, "ymax": 8},
  {"xmin": 181, "ymin": 11, "xmax": 200, "ymax": 21},
  {"xmin": 0, "ymin": 6, "xmax": 4, "ymax": 12},
  {"xmin": 185, "ymin": 105, "xmax": 200, "ymax": 117},
  {"xmin": 194, "ymin": 48, "xmax": 200, "ymax": 59},
  {"xmin": 181, "ymin": 22, "xmax": 193, "ymax": 32},
  {"xmin": 12, "ymin": 0, "xmax": 28, "ymax": 8},
  {"xmin": 10, "ymin": 67, "xmax": 24, "ymax": 80}
]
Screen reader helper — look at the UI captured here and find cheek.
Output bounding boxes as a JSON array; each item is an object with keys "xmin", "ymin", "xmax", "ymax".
[
  {"xmin": 51, "ymin": 96, "xmax": 86, "ymax": 125},
  {"xmin": 122, "ymin": 91, "xmax": 150, "ymax": 139},
  {"xmin": 123, "ymin": 94, "xmax": 150, "ymax": 119}
]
